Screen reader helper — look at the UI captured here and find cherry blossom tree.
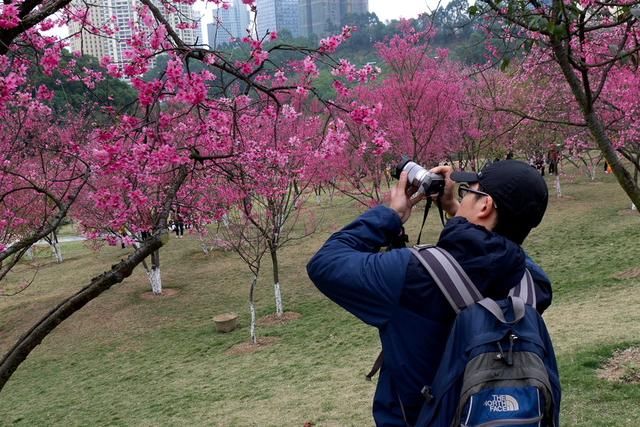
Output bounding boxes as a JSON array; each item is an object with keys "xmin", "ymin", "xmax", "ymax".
[
  {"xmin": 476, "ymin": 0, "xmax": 640, "ymax": 209},
  {"xmin": 374, "ymin": 25, "xmax": 467, "ymax": 166},
  {"xmin": 563, "ymin": 137, "xmax": 604, "ymax": 181},
  {"xmin": 218, "ymin": 206, "xmax": 269, "ymax": 345},
  {"xmin": 227, "ymin": 99, "xmax": 327, "ymax": 317},
  {"xmin": 329, "ymin": 22, "xmax": 468, "ymax": 207},
  {"xmin": 0, "ymin": 0, "xmax": 379, "ymax": 390},
  {"xmin": 453, "ymin": 68, "xmax": 523, "ymax": 171},
  {"xmin": 0, "ymin": 96, "xmax": 91, "ymax": 280}
]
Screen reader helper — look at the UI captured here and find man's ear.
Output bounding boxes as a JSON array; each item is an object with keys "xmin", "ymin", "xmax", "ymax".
[{"xmin": 477, "ymin": 195, "xmax": 496, "ymax": 219}]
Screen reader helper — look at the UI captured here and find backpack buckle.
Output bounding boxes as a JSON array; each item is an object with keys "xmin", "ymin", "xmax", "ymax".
[{"xmin": 421, "ymin": 385, "xmax": 434, "ymax": 402}]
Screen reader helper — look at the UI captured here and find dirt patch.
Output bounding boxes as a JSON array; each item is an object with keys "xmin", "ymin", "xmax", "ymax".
[
  {"xmin": 613, "ymin": 267, "xmax": 640, "ymax": 280},
  {"xmin": 257, "ymin": 311, "xmax": 302, "ymax": 326},
  {"xmin": 225, "ymin": 336, "xmax": 280, "ymax": 355},
  {"xmin": 140, "ymin": 288, "xmax": 180, "ymax": 300},
  {"xmin": 597, "ymin": 347, "xmax": 640, "ymax": 384}
]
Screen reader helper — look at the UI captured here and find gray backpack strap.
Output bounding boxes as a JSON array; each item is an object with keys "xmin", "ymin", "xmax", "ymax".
[
  {"xmin": 409, "ymin": 246, "xmax": 483, "ymax": 313},
  {"xmin": 478, "ymin": 296, "xmax": 526, "ymax": 324},
  {"xmin": 508, "ymin": 269, "xmax": 536, "ymax": 308}
]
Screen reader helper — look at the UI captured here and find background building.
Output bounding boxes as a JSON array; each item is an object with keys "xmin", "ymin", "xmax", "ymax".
[
  {"xmin": 341, "ymin": 0, "xmax": 367, "ymax": 17},
  {"xmin": 69, "ymin": 0, "xmax": 199, "ymax": 66},
  {"xmin": 299, "ymin": 0, "xmax": 367, "ymax": 38},
  {"xmin": 255, "ymin": 0, "xmax": 300, "ymax": 38},
  {"xmin": 207, "ymin": 0, "xmax": 250, "ymax": 48}
]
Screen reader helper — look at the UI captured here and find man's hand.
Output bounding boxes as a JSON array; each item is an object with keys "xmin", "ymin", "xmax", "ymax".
[
  {"xmin": 389, "ymin": 171, "xmax": 425, "ymax": 223},
  {"xmin": 429, "ymin": 165, "xmax": 459, "ymax": 217}
]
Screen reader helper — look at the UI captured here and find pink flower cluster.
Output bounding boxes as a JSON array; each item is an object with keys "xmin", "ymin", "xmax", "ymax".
[
  {"xmin": 348, "ymin": 103, "xmax": 381, "ymax": 129},
  {"xmin": 318, "ymin": 26, "xmax": 353, "ymax": 53},
  {"xmin": 41, "ymin": 47, "xmax": 62, "ymax": 76},
  {"xmin": 0, "ymin": 4, "xmax": 20, "ymax": 29},
  {"xmin": 331, "ymin": 59, "xmax": 380, "ymax": 83},
  {"xmin": 302, "ymin": 56, "xmax": 319, "ymax": 76}
]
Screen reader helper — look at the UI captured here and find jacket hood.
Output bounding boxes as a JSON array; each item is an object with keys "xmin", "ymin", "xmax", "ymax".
[{"xmin": 436, "ymin": 217, "xmax": 526, "ymax": 298}]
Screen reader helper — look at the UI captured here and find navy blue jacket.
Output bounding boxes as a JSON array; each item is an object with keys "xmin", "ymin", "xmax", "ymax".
[{"xmin": 306, "ymin": 205, "xmax": 552, "ymax": 426}]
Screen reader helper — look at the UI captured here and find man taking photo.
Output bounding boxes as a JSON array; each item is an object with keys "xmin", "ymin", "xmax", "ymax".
[{"xmin": 306, "ymin": 160, "xmax": 553, "ymax": 426}]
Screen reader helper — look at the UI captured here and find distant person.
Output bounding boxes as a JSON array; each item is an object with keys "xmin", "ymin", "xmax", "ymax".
[
  {"xmin": 307, "ymin": 160, "xmax": 554, "ymax": 425},
  {"xmin": 174, "ymin": 210, "xmax": 185, "ymax": 238},
  {"xmin": 118, "ymin": 226, "xmax": 127, "ymax": 248},
  {"xmin": 547, "ymin": 147, "xmax": 560, "ymax": 175}
]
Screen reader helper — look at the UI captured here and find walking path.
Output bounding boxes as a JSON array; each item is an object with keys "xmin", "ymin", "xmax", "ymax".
[{"xmin": 33, "ymin": 236, "xmax": 86, "ymax": 246}]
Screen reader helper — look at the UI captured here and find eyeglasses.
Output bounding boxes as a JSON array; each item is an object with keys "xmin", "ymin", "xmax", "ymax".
[{"xmin": 457, "ymin": 184, "xmax": 491, "ymax": 200}]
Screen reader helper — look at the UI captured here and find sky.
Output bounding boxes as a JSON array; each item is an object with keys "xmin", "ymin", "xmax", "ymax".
[
  {"xmin": 50, "ymin": 1, "xmax": 441, "ymax": 43},
  {"xmin": 369, "ymin": 0, "xmax": 439, "ymax": 22},
  {"xmin": 193, "ymin": 0, "xmax": 441, "ymax": 43},
  {"xmin": 195, "ymin": 1, "xmax": 437, "ymax": 24}
]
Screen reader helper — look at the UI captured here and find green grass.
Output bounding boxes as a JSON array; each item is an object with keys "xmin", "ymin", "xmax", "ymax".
[
  {"xmin": 559, "ymin": 342, "xmax": 640, "ymax": 426},
  {"xmin": 1, "ymin": 168, "xmax": 639, "ymax": 426}
]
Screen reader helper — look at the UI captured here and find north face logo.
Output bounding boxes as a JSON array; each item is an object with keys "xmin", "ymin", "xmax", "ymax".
[{"xmin": 483, "ymin": 394, "xmax": 520, "ymax": 412}]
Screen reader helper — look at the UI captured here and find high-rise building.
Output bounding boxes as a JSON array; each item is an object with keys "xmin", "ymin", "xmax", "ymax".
[
  {"xmin": 255, "ymin": 0, "xmax": 300, "ymax": 38},
  {"xmin": 207, "ymin": 0, "xmax": 250, "ymax": 48},
  {"xmin": 299, "ymin": 0, "xmax": 367, "ymax": 38},
  {"xmin": 341, "ymin": 0, "xmax": 367, "ymax": 17},
  {"xmin": 69, "ymin": 0, "xmax": 199, "ymax": 67}
]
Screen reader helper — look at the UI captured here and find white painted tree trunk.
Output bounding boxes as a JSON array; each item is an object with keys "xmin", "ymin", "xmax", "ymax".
[
  {"xmin": 274, "ymin": 282, "xmax": 283, "ymax": 316},
  {"xmin": 316, "ymin": 194, "xmax": 321, "ymax": 204},
  {"xmin": 555, "ymin": 175, "xmax": 562, "ymax": 198},
  {"xmin": 52, "ymin": 243, "xmax": 63, "ymax": 263},
  {"xmin": 201, "ymin": 242, "xmax": 210, "ymax": 255},
  {"xmin": 590, "ymin": 165, "xmax": 597, "ymax": 181},
  {"xmin": 249, "ymin": 300, "xmax": 257, "ymax": 344},
  {"xmin": 147, "ymin": 268, "xmax": 162, "ymax": 295},
  {"xmin": 632, "ymin": 203, "xmax": 637, "ymax": 211},
  {"xmin": 221, "ymin": 213, "xmax": 229, "ymax": 227},
  {"xmin": 26, "ymin": 246, "xmax": 34, "ymax": 260}
]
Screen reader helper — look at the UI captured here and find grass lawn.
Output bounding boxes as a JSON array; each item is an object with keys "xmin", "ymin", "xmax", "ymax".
[{"xmin": 1, "ymin": 168, "xmax": 639, "ymax": 426}]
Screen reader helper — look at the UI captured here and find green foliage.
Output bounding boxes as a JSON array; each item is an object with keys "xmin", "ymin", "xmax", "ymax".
[
  {"xmin": 337, "ymin": 13, "xmax": 395, "ymax": 54},
  {"xmin": 32, "ymin": 51, "xmax": 137, "ymax": 116}
]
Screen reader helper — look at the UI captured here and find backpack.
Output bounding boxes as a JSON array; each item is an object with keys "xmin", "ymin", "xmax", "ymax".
[{"xmin": 409, "ymin": 245, "xmax": 561, "ymax": 427}]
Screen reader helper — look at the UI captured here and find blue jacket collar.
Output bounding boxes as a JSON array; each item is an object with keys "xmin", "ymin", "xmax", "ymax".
[{"xmin": 436, "ymin": 217, "xmax": 526, "ymax": 298}]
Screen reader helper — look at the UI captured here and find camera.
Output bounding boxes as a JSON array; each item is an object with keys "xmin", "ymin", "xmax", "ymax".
[{"xmin": 393, "ymin": 157, "xmax": 445, "ymax": 197}]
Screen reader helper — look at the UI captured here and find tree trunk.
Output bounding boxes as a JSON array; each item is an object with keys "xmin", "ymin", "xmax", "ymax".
[
  {"xmin": 25, "ymin": 246, "xmax": 34, "ymax": 260},
  {"xmin": 249, "ymin": 274, "xmax": 257, "ymax": 345},
  {"xmin": 200, "ymin": 240, "xmax": 209, "ymax": 254},
  {"xmin": 270, "ymin": 249, "xmax": 283, "ymax": 316},
  {"xmin": 555, "ymin": 175, "xmax": 562, "ymax": 198},
  {"xmin": 329, "ymin": 180, "xmax": 336, "ymax": 205},
  {"xmin": 633, "ymin": 155, "xmax": 639, "ymax": 210},
  {"xmin": 52, "ymin": 242, "xmax": 63, "ymax": 263},
  {"xmin": 551, "ymin": 41, "xmax": 640, "ymax": 210},
  {"xmin": 0, "ymin": 236, "xmax": 163, "ymax": 393},
  {"xmin": 147, "ymin": 251, "xmax": 162, "ymax": 295},
  {"xmin": 51, "ymin": 231, "xmax": 63, "ymax": 263},
  {"xmin": 147, "ymin": 268, "xmax": 162, "ymax": 295}
]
